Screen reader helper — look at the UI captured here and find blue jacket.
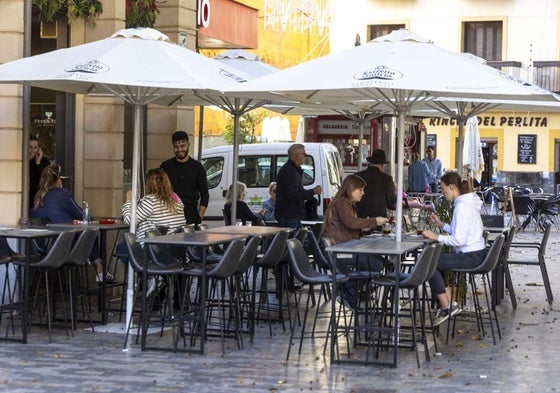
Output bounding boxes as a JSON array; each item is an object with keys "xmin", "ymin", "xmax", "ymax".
[
  {"xmin": 33, "ymin": 188, "xmax": 84, "ymax": 223},
  {"xmin": 407, "ymin": 160, "xmax": 431, "ymax": 192}
]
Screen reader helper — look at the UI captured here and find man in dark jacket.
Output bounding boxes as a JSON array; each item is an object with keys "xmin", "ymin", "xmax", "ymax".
[
  {"xmin": 275, "ymin": 143, "xmax": 322, "ymax": 229},
  {"xmin": 161, "ymin": 131, "xmax": 209, "ymax": 225},
  {"xmin": 355, "ymin": 149, "xmax": 396, "ymax": 220}
]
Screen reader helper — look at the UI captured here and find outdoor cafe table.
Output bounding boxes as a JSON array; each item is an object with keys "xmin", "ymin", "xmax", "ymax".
[
  {"xmin": 142, "ymin": 231, "xmax": 247, "ymax": 354},
  {"xmin": 47, "ymin": 220, "xmax": 130, "ymax": 324},
  {"xmin": 325, "ymin": 236, "xmax": 424, "ymax": 368},
  {"xmin": 0, "ymin": 225, "xmax": 63, "ymax": 343}
]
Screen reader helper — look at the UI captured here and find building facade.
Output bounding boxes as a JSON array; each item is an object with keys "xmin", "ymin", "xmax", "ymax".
[{"xmin": 331, "ymin": 0, "xmax": 560, "ymax": 190}]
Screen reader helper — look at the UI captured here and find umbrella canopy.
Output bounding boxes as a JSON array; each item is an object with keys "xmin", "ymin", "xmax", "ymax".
[
  {"xmin": 227, "ymin": 28, "xmax": 560, "ymax": 241},
  {"xmin": 0, "ymin": 27, "xmax": 251, "ymax": 334},
  {"xmin": 215, "ymin": 49, "xmax": 278, "ymax": 78},
  {"xmin": 463, "ymin": 116, "xmax": 484, "ymax": 182}
]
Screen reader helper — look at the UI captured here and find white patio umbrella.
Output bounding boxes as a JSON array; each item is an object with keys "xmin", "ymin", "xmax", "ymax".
[
  {"xmin": 0, "ymin": 27, "xmax": 252, "ymax": 337},
  {"xmin": 463, "ymin": 116, "xmax": 484, "ymax": 182},
  {"xmin": 227, "ymin": 28, "xmax": 560, "ymax": 241}
]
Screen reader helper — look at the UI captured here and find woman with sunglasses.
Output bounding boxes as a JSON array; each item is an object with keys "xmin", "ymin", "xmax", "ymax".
[{"xmin": 32, "ymin": 165, "xmax": 112, "ymax": 282}]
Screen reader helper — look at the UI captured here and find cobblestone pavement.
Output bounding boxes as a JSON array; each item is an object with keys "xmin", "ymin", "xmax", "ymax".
[{"xmin": 0, "ymin": 227, "xmax": 558, "ymax": 392}]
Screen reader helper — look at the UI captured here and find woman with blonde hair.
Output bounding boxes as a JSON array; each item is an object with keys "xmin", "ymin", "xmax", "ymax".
[
  {"xmin": 223, "ymin": 181, "xmax": 265, "ymax": 226},
  {"xmin": 322, "ymin": 174, "xmax": 388, "ymax": 310},
  {"xmin": 122, "ymin": 168, "xmax": 186, "ymax": 240}
]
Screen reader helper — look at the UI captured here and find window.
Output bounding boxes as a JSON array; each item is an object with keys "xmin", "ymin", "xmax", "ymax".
[
  {"xmin": 463, "ymin": 21, "xmax": 502, "ymax": 61},
  {"xmin": 201, "ymin": 156, "xmax": 224, "ymax": 189},
  {"xmin": 368, "ymin": 24, "xmax": 405, "ymax": 41}
]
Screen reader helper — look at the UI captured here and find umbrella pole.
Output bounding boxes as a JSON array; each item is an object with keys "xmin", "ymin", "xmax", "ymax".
[
  {"xmin": 457, "ymin": 120, "xmax": 464, "ymax": 173},
  {"xmin": 230, "ymin": 98, "xmax": 241, "ymax": 224},
  {"xmin": 124, "ymin": 101, "xmax": 142, "ymax": 346},
  {"xmin": 395, "ymin": 111, "xmax": 405, "ymax": 242},
  {"xmin": 357, "ymin": 121, "xmax": 364, "ymax": 172}
]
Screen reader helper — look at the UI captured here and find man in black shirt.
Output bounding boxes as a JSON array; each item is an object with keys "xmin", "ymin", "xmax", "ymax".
[
  {"xmin": 355, "ymin": 149, "xmax": 396, "ymax": 220},
  {"xmin": 160, "ymin": 131, "xmax": 209, "ymax": 225},
  {"xmin": 28, "ymin": 135, "xmax": 50, "ymax": 209}
]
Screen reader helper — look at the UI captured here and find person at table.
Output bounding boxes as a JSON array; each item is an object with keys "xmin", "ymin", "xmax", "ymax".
[
  {"xmin": 322, "ymin": 174, "xmax": 389, "ymax": 311},
  {"xmin": 122, "ymin": 168, "xmax": 186, "ymax": 240},
  {"xmin": 355, "ymin": 149, "xmax": 396, "ymax": 224},
  {"xmin": 32, "ymin": 164, "xmax": 111, "ymax": 282},
  {"xmin": 407, "ymin": 152, "xmax": 431, "ymax": 193},
  {"xmin": 160, "ymin": 131, "xmax": 208, "ymax": 228},
  {"xmin": 275, "ymin": 143, "xmax": 322, "ymax": 229},
  {"xmin": 224, "ymin": 182, "xmax": 265, "ymax": 226},
  {"xmin": 261, "ymin": 182, "xmax": 277, "ymax": 222},
  {"xmin": 28, "ymin": 135, "xmax": 51, "ymax": 210},
  {"xmin": 421, "ymin": 172, "xmax": 487, "ymax": 326}
]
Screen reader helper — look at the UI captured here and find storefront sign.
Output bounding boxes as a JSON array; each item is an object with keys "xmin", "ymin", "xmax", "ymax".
[
  {"xmin": 197, "ymin": 0, "xmax": 211, "ymax": 28},
  {"xmin": 317, "ymin": 120, "xmax": 361, "ymax": 134},
  {"xmin": 428, "ymin": 115, "xmax": 548, "ymax": 128}
]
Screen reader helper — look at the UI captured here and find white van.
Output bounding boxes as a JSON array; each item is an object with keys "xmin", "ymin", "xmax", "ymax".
[{"xmin": 200, "ymin": 142, "xmax": 343, "ymax": 221}]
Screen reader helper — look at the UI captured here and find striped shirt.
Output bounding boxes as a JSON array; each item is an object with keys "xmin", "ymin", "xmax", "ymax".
[{"xmin": 122, "ymin": 194, "xmax": 186, "ymax": 240}]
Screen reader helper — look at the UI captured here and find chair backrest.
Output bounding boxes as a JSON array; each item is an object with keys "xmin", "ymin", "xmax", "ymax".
[
  {"xmin": 286, "ymin": 238, "xmax": 323, "ymax": 283},
  {"xmin": 123, "ymin": 232, "xmax": 148, "ymax": 273},
  {"xmin": 306, "ymin": 231, "xmax": 330, "ymax": 270},
  {"xmin": 255, "ymin": 230, "xmax": 290, "ymax": 269},
  {"xmin": 145, "ymin": 230, "xmax": 179, "ymax": 267},
  {"xmin": 207, "ymin": 239, "xmax": 245, "ymax": 279},
  {"xmin": 320, "ymin": 236, "xmax": 337, "ymax": 271},
  {"xmin": 33, "ymin": 231, "xmax": 76, "ymax": 269},
  {"xmin": 512, "ymin": 195, "xmax": 534, "ymax": 215},
  {"xmin": 234, "ymin": 235, "xmax": 261, "ymax": 275},
  {"xmin": 472, "ymin": 234, "xmax": 505, "ymax": 274},
  {"xmin": 29, "ymin": 217, "xmax": 53, "ymax": 255},
  {"xmin": 399, "ymin": 244, "xmax": 435, "ymax": 288},
  {"xmin": 425, "ymin": 243, "xmax": 443, "ymax": 280},
  {"xmin": 501, "ymin": 227, "xmax": 516, "ymax": 262},
  {"xmin": 538, "ymin": 222, "xmax": 552, "ymax": 258},
  {"xmin": 65, "ymin": 229, "xmax": 99, "ymax": 266}
]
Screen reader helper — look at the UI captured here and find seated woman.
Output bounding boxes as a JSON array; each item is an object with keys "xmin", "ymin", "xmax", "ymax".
[
  {"xmin": 122, "ymin": 168, "xmax": 186, "ymax": 240},
  {"xmin": 224, "ymin": 182, "xmax": 265, "ymax": 226},
  {"xmin": 321, "ymin": 174, "xmax": 389, "ymax": 310},
  {"xmin": 32, "ymin": 164, "xmax": 111, "ymax": 282},
  {"xmin": 121, "ymin": 168, "xmax": 186, "ymax": 296},
  {"xmin": 261, "ymin": 182, "xmax": 277, "ymax": 222},
  {"xmin": 421, "ymin": 172, "xmax": 487, "ymax": 326}
]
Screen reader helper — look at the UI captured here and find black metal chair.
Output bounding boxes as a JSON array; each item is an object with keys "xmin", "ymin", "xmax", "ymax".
[
  {"xmin": 20, "ymin": 231, "xmax": 75, "ymax": 342},
  {"xmin": 181, "ymin": 239, "xmax": 246, "ymax": 354},
  {"xmin": 64, "ymin": 229, "xmax": 99, "ymax": 333},
  {"xmin": 284, "ymin": 238, "xmax": 347, "ymax": 361},
  {"xmin": 505, "ymin": 223, "xmax": 553, "ymax": 306},
  {"xmin": 448, "ymin": 234, "xmax": 505, "ymax": 345},
  {"xmin": 122, "ymin": 233, "xmax": 185, "ymax": 351}
]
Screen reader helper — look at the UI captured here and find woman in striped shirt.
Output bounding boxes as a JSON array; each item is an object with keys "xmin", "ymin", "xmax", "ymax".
[{"xmin": 122, "ymin": 168, "xmax": 186, "ymax": 239}]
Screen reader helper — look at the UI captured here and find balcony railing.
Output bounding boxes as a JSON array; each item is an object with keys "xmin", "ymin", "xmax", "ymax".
[
  {"xmin": 487, "ymin": 61, "xmax": 522, "ymax": 79},
  {"xmin": 533, "ymin": 61, "xmax": 560, "ymax": 94},
  {"xmin": 488, "ymin": 60, "xmax": 560, "ymax": 94}
]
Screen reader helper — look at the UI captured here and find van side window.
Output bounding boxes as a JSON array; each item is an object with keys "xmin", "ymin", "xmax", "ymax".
[
  {"xmin": 238, "ymin": 156, "xmax": 273, "ymax": 188},
  {"xmin": 275, "ymin": 155, "xmax": 315, "ymax": 186},
  {"xmin": 201, "ymin": 157, "xmax": 224, "ymax": 189}
]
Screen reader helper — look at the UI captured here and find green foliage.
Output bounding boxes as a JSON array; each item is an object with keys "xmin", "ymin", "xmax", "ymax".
[
  {"xmin": 126, "ymin": 0, "xmax": 160, "ymax": 28},
  {"xmin": 33, "ymin": 0, "xmax": 103, "ymax": 23},
  {"xmin": 67, "ymin": 0, "xmax": 103, "ymax": 22},
  {"xmin": 222, "ymin": 111, "xmax": 265, "ymax": 145},
  {"xmin": 33, "ymin": 0, "xmax": 65, "ymax": 21}
]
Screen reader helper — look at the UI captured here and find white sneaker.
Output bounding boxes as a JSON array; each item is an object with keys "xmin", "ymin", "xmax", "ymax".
[
  {"xmin": 432, "ymin": 303, "xmax": 462, "ymax": 327},
  {"xmin": 96, "ymin": 272, "xmax": 114, "ymax": 283}
]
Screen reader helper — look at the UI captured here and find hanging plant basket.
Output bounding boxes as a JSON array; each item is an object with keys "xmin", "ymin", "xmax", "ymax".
[{"xmin": 33, "ymin": 0, "xmax": 103, "ymax": 23}]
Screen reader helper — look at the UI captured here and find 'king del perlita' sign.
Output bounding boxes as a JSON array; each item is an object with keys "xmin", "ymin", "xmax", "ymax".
[{"xmin": 428, "ymin": 115, "xmax": 548, "ymax": 127}]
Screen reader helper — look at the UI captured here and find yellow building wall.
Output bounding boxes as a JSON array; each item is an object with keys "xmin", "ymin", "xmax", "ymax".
[
  {"xmin": 424, "ymin": 111, "xmax": 559, "ymax": 173},
  {"xmin": 196, "ymin": 0, "xmax": 331, "ymax": 141}
]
